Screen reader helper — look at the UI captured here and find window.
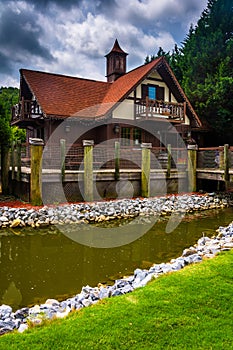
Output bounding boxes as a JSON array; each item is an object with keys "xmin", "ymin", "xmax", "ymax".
[
  {"xmin": 121, "ymin": 127, "xmax": 142, "ymax": 146},
  {"xmin": 121, "ymin": 127, "xmax": 131, "ymax": 146},
  {"xmin": 133, "ymin": 128, "xmax": 141, "ymax": 145},
  {"xmin": 141, "ymin": 84, "xmax": 164, "ymax": 101}
]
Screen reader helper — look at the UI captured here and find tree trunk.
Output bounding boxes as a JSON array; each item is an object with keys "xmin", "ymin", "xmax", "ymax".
[{"xmin": 1, "ymin": 145, "xmax": 10, "ymax": 194}]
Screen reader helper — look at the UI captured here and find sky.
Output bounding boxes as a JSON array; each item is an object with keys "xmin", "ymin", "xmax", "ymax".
[{"xmin": 0, "ymin": 0, "xmax": 208, "ymax": 87}]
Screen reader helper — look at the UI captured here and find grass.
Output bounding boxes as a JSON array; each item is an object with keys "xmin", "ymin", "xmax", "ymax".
[{"xmin": 0, "ymin": 250, "xmax": 233, "ymax": 350}]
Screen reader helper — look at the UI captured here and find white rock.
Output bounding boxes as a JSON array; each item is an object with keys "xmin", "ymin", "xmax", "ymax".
[{"xmin": 18, "ymin": 324, "xmax": 28, "ymax": 333}]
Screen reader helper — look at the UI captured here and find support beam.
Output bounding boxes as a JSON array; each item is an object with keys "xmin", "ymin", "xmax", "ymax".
[
  {"xmin": 83, "ymin": 140, "xmax": 94, "ymax": 202},
  {"xmin": 187, "ymin": 144, "xmax": 198, "ymax": 192},
  {"xmin": 141, "ymin": 142, "xmax": 152, "ymax": 198},
  {"xmin": 167, "ymin": 144, "xmax": 171, "ymax": 178},
  {"xmin": 223, "ymin": 144, "xmax": 229, "ymax": 190},
  {"xmin": 114, "ymin": 141, "xmax": 120, "ymax": 181},
  {"xmin": 60, "ymin": 139, "xmax": 66, "ymax": 182},
  {"xmin": 30, "ymin": 138, "xmax": 44, "ymax": 205}
]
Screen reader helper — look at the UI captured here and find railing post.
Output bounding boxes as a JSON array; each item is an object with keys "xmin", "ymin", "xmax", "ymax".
[
  {"xmin": 83, "ymin": 140, "xmax": 94, "ymax": 202},
  {"xmin": 141, "ymin": 142, "xmax": 152, "ymax": 198},
  {"xmin": 16, "ymin": 141, "xmax": 22, "ymax": 182},
  {"xmin": 115, "ymin": 141, "xmax": 120, "ymax": 181},
  {"xmin": 219, "ymin": 146, "xmax": 224, "ymax": 170},
  {"xmin": 223, "ymin": 144, "xmax": 229, "ymax": 190},
  {"xmin": 167, "ymin": 144, "xmax": 171, "ymax": 178},
  {"xmin": 29, "ymin": 138, "xmax": 44, "ymax": 205},
  {"xmin": 187, "ymin": 144, "xmax": 198, "ymax": 192},
  {"xmin": 60, "ymin": 139, "xmax": 66, "ymax": 182},
  {"xmin": 145, "ymin": 96, "xmax": 149, "ymax": 119},
  {"xmin": 183, "ymin": 101, "xmax": 186, "ymax": 121}
]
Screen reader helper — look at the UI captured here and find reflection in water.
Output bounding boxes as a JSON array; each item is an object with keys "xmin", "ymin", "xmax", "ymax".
[
  {"xmin": 1, "ymin": 281, "xmax": 22, "ymax": 309},
  {"xmin": 0, "ymin": 208, "xmax": 232, "ymax": 310}
]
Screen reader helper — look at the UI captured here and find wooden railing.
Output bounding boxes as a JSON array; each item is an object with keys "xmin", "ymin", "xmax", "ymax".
[
  {"xmin": 135, "ymin": 97, "xmax": 185, "ymax": 122},
  {"xmin": 13, "ymin": 142, "xmax": 233, "ymax": 171},
  {"xmin": 11, "ymin": 97, "xmax": 43, "ymax": 122}
]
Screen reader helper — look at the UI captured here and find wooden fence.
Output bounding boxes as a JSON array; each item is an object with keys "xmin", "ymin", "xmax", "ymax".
[{"xmin": 8, "ymin": 140, "xmax": 233, "ymax": 204}]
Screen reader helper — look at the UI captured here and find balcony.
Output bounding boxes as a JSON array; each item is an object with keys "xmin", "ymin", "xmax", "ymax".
[
  {"xmin": 11, "ymin": 98, "xmax": 43, "ymax": 125},
  {"xmin": 135, "ymin": 97, "xmax": 186, "ymax": 123}
]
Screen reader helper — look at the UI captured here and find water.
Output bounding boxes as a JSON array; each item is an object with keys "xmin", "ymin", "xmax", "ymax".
[{"xmin": 0, "ymin": 207, "xmax": 232, "ymax": 310}]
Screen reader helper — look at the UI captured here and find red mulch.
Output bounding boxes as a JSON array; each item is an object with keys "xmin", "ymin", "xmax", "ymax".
[
  {"xmin": 0, "ymin": 196, "xmax": 43, "ymax": 209},
  {"xmin": 0, "ymin": 192, "xmax": 205, "ymax": 210}
]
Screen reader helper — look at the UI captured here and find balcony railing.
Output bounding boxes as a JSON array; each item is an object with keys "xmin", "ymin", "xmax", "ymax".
[
  {"xmin": 135, "ymin": 97, "xmax": 186, "ymax": 122},
  {"xmin": 11, "ymin": 97, "xmax": 43, "ymax": 123}
]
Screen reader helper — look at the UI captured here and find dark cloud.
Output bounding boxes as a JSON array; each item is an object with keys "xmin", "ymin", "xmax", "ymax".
[
  {"xmin": 15, "ymin": 0, "xmax": 82, "ymax": 10},
  {"xmin": 0, "ymin": 52, "xmax": 13, "ymax": 75},
  {"xmin": 93, "ymin": 0, "xmax": 117, "ymax": 13},
  {"xmin": 0, "ymin": 6, "xmax": 54, "ymax": 63},
  {"xmin": 0, "ymin": 0, "xmax": 208, "ymax": 86}
]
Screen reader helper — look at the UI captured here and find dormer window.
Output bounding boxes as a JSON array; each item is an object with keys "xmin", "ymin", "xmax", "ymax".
[{"xmin": 142, "ymin": 84, "xmax": 164, "ymax": 101}]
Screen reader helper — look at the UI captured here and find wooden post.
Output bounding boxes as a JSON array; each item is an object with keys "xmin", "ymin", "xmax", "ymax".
[
  {"xmin": 16, "ymin": 141, "xmax": 22, "ymax": 182},
  {"xmin": 115, "ymin": 141, "xmax": 120, "ymax": 181},
  {"xmin": 30, "ymin": 138, "xmax": 44, "ymax": 205},
  {"xmin": 183, "ymin": 101, "xmax": 186, "ymax": 121},
  {"xmin": 187, "ymin": 144, "xmax": 198, "ymax": 192},
  {"xmin": 167, "ymin": 144, "xmax": 171, "ymax": 178},
  {"xmin": 141, "ymin": 142, "xmax": 152, "ymax": 198},
  {"xmin": 145, "ymin": 96, "xmax": 149, "ymax": 119},
  {"xmin": 1, "ymin": 146, "xmax": 10, "ymax": 194},
  {"xmin": 11, "ymin": 141, "xmax": 15, "ymax": 180},
  {"xmin": 219, "ymin": 146, "xmax": 224, "ymax": 170},
  {"xmin": 60, "ymin": 139, "xmax": 66, "ymax": 182},
  {"xmin": 223, "ymin": 144, "xmax": 229, "ymax": 190},
  {"xmin": 83, "ymin": 140, "xmax": 94, "ymax": 202}
]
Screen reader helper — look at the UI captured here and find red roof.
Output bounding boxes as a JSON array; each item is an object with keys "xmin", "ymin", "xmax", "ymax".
[
  {"xmin": 20, "ymin": 58, "xmax": 162, "ymax": 118},
  {"xmin": 21, "ymin": 70, "xmax": 110, "ymax": 118},
  {"xmin": 20, "ymin": 56, "xmax": 202, "ymax": 127}
]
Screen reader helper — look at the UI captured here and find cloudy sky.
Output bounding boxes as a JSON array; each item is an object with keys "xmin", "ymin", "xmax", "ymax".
[{"xmin": 0, "ymin": 0, "xmax": 208, "ymax": 87}]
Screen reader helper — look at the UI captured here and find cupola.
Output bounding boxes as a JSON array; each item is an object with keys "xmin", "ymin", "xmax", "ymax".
[{"xmin": 105, "ymin": 39, "xmax": 128, "ymax": 82}]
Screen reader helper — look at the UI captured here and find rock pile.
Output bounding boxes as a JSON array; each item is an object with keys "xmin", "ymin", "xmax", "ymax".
[
  {"xmin": 0, "ymin": 193, "xmax": 231, "ymax": 228},
  {"xmin": 0, "ymin": 217, "xmax": 233, "ymax": 335}
]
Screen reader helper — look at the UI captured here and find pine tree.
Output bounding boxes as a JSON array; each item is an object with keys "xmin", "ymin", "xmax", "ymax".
[
  {"xmin": 177, "ymin": 0, "xmax": 233, "ymax": 143},
  {"xmin": 145, "ymin": 0, "xmax": 233, "ymax": 144}
]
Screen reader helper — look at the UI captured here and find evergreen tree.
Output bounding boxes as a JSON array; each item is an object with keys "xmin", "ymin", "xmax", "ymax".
[
  {"xmin": 0, "ymin": 87, "xmax": 23, "ymax": 193},
  {"xmin": 145, "ymin": 0, "xmax": 233, "ymax": 144},
  {"xmin": 177, "ymin": 0, "xmax": 233, "ymax": 143}
]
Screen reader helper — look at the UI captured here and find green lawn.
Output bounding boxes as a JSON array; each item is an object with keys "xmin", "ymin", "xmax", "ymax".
[{"xmin": 1, "ymin": 250, "xmax": 233, "ymax": 350}]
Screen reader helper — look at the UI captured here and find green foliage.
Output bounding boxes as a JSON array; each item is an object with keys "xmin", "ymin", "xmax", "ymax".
[
  {"xmin": 145, "ymin": 0, "xmax": 233, "ymax": 144},
  {"xmin": 12, "ymin": 126, "xmax": 26, "ymax": 143},
  {"xmin": 0, "ymin": 87, "xmax": 22, "ymax": 146}
]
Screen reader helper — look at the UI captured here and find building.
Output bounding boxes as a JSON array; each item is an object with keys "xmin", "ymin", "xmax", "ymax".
[{"xmin": 11, "ymin": 39, "xmax": 206, "ymax": 150}]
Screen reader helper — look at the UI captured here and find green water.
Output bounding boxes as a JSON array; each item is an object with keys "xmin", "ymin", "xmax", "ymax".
[{"xmin": 0, "ymin": 207, "xmax": 232, "ymax": 310}]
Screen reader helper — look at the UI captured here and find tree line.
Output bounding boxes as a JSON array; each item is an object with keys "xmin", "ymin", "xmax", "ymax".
[
  {"xmin": 0, "ymin": 87, "xmax": 26, "ymax": 193},
  {"xmin": 145, "ymin": 0, "xmax": 233, "ymax": 145}
]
